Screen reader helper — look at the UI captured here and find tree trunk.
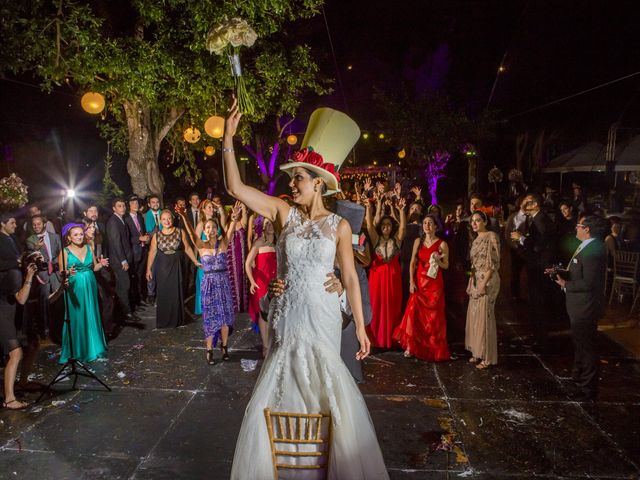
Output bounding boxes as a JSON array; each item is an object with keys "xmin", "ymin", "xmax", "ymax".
[{"xmin": 123, "ymin": 101, "xmax": 184, "ymax": 201}]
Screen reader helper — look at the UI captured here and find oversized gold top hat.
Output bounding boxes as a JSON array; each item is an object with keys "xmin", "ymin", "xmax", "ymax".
[{"xmin": 280, "ymin": 108, "xmax": 360, "ymax": 196}]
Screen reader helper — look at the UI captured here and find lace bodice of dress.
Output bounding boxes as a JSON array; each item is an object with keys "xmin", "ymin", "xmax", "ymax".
[{"xmin": 270, "ymin": 207, "xmax": 342, "ymax": 344}]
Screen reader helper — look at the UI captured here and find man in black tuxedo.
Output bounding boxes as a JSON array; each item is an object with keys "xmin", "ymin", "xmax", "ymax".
[
  {"xmin": 106, "ymin": 198, "xmax": 137, "ymax": 322},
  {"xmin": 511, "ymin": 193, "xmax": 556, "ymax": 341},
  {"xmin": 124, "ymin": 196, "xmax": 150, "ymax": 308},
  {"xmin": 551, "ymin": 215, "xmax": 607, "ymax": 401}
]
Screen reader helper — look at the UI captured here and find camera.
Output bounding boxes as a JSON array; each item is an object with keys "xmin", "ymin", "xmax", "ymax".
[
  {"xmin": 547, "ymin": 263, "xmax": 566, "ymax": 281},
  {"xmin": 23, "ymin": 250, "xmax": 48, "ymax": 272}
]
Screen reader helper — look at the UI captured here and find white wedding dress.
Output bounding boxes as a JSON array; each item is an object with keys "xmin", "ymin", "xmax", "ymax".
[{"xmin": 230, "ymin": 207, "xmax": 389, "ymax": 479}]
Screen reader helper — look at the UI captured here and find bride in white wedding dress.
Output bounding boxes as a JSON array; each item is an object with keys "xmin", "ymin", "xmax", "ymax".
[{"xmin": 223, "ymin": 100, "xmax": 389, "ymax": 480}]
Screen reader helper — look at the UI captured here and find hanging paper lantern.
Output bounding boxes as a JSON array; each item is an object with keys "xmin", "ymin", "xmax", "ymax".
[
  {"xmin": 362, "ymin": 133, "xmax": 369, "ymax": 140},
  {"xmin": 81, "ymin": 92, "xmax": 105, "ymax": 114},
  {"xmin": 204, "ymin": 146, "xmax": 215, "ymax": 156},
  {"xmin": 398, "ymin": 149, "xmax": 406, "ymax": 159},
  {"xmin": 204, "ymin": 116, "xmax": 225, "ymax": 138},
  {"xmin": 286, "ymin": 134, "xmax": 298, "ymax": 145},
  {"xmin": 184, "ymin": 127, "xmax": 201, "ymax": 143},
  {"xmin": 378, "ymin": 133, "xmax": 385, "ymax": 139}
]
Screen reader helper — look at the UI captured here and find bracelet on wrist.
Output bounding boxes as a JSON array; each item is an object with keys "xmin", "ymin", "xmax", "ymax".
[
  {"xmin": 222, "ymin": 147, "xmax": 234, "ymax": 153},
  {"xmin": 24, "ymin": 281, "xmax": 32, "ymax": 286}
]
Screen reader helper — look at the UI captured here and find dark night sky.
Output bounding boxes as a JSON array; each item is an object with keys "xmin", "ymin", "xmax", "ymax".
[{"xmin": 2, "ymin": 0, "xmax": 640, "ymax": 204}]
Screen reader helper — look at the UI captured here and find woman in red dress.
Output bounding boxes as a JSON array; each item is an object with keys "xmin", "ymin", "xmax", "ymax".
[
  {"xmin": 394, "ymin": 214, "xmax": 451, "ymax": 361},
  {"xmin": 245, "ymin": 218, "xmax": 277, "ymax": 356},
  {"xmin": 365, "ymin": 196, "xmax": 406, "ymax": 348}
]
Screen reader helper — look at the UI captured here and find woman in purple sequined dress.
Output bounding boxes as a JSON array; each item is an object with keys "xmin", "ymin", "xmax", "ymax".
[
  {"xmin": 178, "ymin": 206, "xmax": 237, "ymax": 364},
  {"xmin": 226, "ymin": 201, "xmax": 248, "ymax": 313}
]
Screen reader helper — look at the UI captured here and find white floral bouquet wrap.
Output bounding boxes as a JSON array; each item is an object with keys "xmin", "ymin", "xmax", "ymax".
[
  {"xmin": 0, "ymin": 173, "xmax": 28, "ymax": 209},
  {"xmin": 206, "ymin": 17, "xmax": 257, "ymax": 115}
]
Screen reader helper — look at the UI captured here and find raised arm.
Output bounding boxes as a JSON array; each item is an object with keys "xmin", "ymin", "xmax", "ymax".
[
  {"xmin": 365, "ymin": 199, "xmax": 379, "ymax": 247},
  {"xmin": 178, "ymin": 210, "xmax": 198, "ymax": 246},
  {"xmin": 396, "ymin": 198, "xmax": 407, "ymax": 243},
  {"xmin": 223, "ymin": 97, "xmax": 289, "ymax": 224},
  {"xmin": 373, "ymin": 195, "xmax": 383, "ymax": 227}
]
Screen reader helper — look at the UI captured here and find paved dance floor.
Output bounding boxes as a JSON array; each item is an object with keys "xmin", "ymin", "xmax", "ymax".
[{"xmin": 1, "ymin": 293, "xmax": 639, "ymax": 479}]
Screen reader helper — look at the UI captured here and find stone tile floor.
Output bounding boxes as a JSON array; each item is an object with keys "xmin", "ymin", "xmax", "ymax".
[{"xmin": 1, "ymin": 294, "xmax": 640, "ymax": 480}]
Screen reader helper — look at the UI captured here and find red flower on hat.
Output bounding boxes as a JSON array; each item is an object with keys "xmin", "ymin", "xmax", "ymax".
[{"xmin": 290, "ymin": 147, "xmax": 340, "ymax": 183}]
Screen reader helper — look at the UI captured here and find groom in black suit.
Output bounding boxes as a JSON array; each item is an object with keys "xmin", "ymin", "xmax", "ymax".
[
  {"xmin": 106, "ymin": 198, "xmax": 137, "ymax": 323},
  {"xmin": 552, "ymin": 214, "xmax": 607, "ymax": 401}
]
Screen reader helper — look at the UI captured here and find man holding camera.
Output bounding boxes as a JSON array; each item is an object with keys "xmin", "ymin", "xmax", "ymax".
[
  {"xmin": 550, "ymin": 215, "xmax": 607, "ymax": 401},
  {"xmin": 25, "ymin": 215, "xmax": 62, "ymax": 340}
]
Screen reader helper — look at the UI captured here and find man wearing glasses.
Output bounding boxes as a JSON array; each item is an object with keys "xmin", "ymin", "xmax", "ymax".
[{"xmin": 550, "ymin": 215, "xmax": 607, "ymax": 401}]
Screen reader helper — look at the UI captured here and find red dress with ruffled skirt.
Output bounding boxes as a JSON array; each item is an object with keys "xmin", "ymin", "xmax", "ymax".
[{"xmin": 394, "ymin": 239, "xmax": 450, "ymax": 361}]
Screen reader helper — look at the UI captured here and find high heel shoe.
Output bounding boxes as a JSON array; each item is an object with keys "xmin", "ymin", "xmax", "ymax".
[
  {"xmin": 206, "ymin": 350, "xmax": 214, "ymax": 365},
  {"xmin": 221, "ymin": 344, "xmax": 230, "ymax": 361}
]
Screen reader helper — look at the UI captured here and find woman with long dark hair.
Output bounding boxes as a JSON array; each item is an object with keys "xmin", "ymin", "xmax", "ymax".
[
  {"xmin": 465, "ymin": 211, "xmax": 501, "ymax": 369},
  {"xmin": 224, "ymin": 100, "xmax": 388, "ymax": 479},
  {"xmin": 365, "ymin": 197, "xmax": 406, "ymax": 348},
  {"xmin": 178, "ymin": 206, "xmax": 236, "ymax": 363},
  {"xmin": 394, "ymin": 214, "xmax": 450, "ymax": 361}
]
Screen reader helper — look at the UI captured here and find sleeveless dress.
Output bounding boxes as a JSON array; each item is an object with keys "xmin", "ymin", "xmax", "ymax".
[
  {"xmin": 230, "ymin": 207, "xmax": 389, "ymax": 480},
  {"xmin": 247, "ymin": 249, "xmax": 277, "ymax": 324},
  {"xmin": 465, "ymin": 231, "xmax": 501, "ymax": 365},
  {"xmin": 200, "ymin": 253, "xmax": 235, "ymax": 346},
  {"xmin": 367, "ymin": 239, "xmax": 403, "ymax": 348},
  {"xmin": 59, "ymin": 246, "xmax": 107, "ymax": 364},
  {"xmin": 227, "ymin": 227, "xmax": 248, "ymax": 313},
  {"xmin": 155, "ymin": 228, "xmax": 185, "ymax": 329},
  {"xmin": 393, "ymin": 239, "xmax": 451, "ymax": 361},
  {"xmin": 194, "ymin": 231, "xmax": 207, "ymax": 315}
]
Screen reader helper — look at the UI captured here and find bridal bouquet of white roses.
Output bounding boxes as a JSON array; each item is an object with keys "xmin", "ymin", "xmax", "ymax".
[
  {"xmin": 206, "ymin": 17, "xmax": 258, "ymax": 115},
  {"xmin": 0, "ymin": 173, "xmax": 28, "ymax": 209}
]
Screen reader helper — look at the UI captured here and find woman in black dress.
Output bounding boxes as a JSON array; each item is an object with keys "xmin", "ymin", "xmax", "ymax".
[{"xmin": 146, "ymin": 210, "xmax": 199, "ymax": 328}]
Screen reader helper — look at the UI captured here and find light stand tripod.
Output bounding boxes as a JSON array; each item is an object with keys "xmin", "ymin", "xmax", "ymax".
[{"xmin": 37, "ymin": 195, "xmax": 110, "ymax": 402}]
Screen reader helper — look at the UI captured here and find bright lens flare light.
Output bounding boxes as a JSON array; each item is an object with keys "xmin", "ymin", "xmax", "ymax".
[{"xmin": 66, "ymin": 189, "xmax": 76, "ymax": 198}]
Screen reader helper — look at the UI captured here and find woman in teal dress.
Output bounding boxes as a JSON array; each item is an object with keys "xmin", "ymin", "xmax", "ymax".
[{"xmin": 58, "ymin": 223, "xmax": 110, "ymax": 364}]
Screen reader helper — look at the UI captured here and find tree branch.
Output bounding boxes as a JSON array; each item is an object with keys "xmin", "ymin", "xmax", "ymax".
[{"xmin": 155, "ymin": 107, "xmax": 185, "ymax": 152}]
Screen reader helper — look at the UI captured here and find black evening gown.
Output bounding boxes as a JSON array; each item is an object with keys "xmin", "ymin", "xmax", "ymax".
[{"xmin": 155, "ymin": 229, "xmax": 185, "ymax": 328}]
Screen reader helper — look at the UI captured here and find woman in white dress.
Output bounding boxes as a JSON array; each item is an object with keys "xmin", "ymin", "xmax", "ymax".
[{"xmin": 224, "ymin": 99, "xmax": 389, "ymax": 479}]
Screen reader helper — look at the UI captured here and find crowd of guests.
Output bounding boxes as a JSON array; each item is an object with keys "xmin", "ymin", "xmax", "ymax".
[{"xmin": 0, "ymin": 175, "xmax": 631, "ymax": 408}]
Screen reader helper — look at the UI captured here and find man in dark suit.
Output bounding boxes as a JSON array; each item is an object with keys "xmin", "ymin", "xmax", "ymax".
[
  {"xmin": 106, "ymin": 198, "xmax": 137, "ymax": 322},
  {"xmin": 124, "ymin": 196, "xmax": 150, "ymax": 308},
  {"xmin": 511, "ymin": 193, "xmax": 556, "ymax": 341},
  {"xmin": 551, "ymin": 215, "xmax": 607, "ymax": 401},
  {"xmin": 186, "ymin": 192, "xmax": 201, "ymax": 229},
  {"xmin": 0, "ymin": 213, "xmax": 22, "ymax": 276},
  {"xmin": 26, "ymin": 214, "xmax": 62, "ymax": 338},
  {"xmin": 83, "ymin": 203, "xmax": 107, "ymax": 259}
]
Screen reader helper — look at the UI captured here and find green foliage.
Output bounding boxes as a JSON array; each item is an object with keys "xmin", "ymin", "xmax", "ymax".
[
  {"xmin": 0, "ymin": 0, "xmax": 328, "ymax": 188},
  {"xmin": 96, "ymin": 152, "xmax": 124, "ymax": 207}
]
